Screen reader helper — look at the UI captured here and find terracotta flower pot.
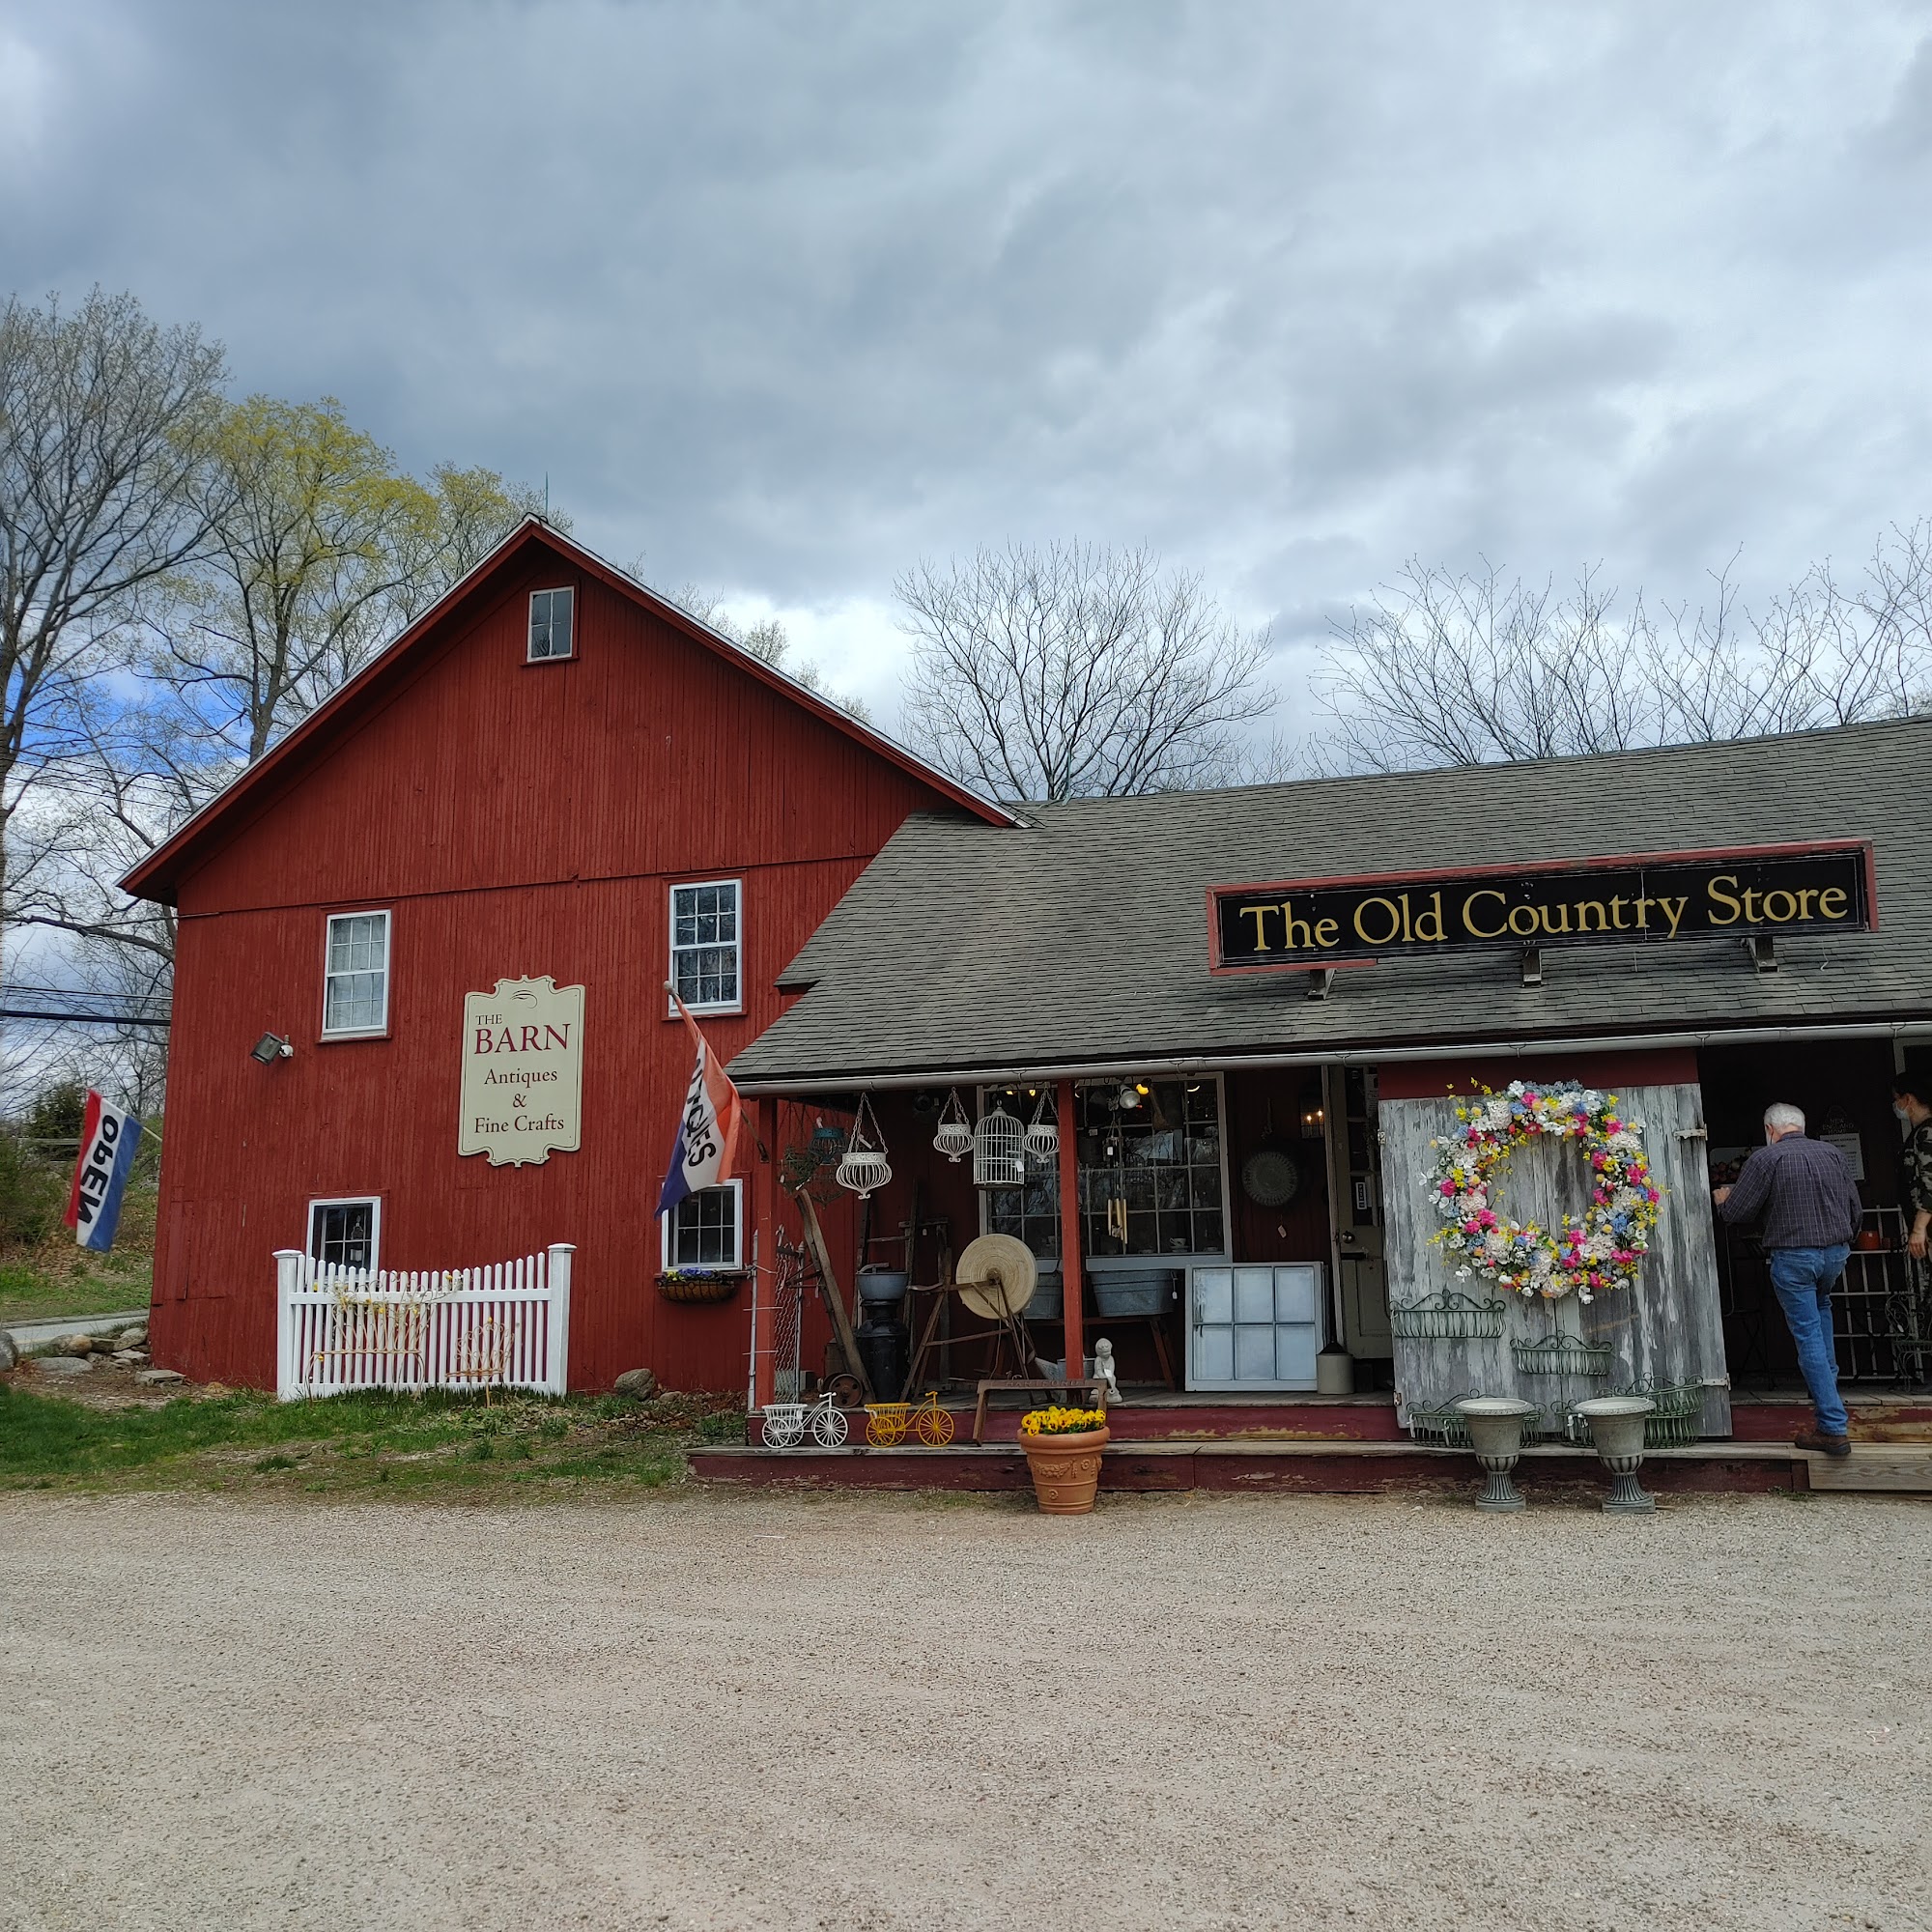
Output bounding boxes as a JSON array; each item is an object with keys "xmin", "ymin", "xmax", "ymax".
[{"xmin": 1022, "ymin": 1425, "xmax": 1110, "ymax": 1515}]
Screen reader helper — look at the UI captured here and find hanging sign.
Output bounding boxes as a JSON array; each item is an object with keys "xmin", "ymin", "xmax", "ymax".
[
  {"xmin": 1209, "ymin": 840, "xmax": 1874, "ymax": 973},
  {"xmin": 64, "ymin": 1091, "xmax": 145, "ymax": 1252},
  {"xmin": 460, "ymin": 976, "xmax": 584, "ymax": 1164}
]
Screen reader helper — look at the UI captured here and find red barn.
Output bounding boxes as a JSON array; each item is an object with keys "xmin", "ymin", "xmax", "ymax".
[{"xmin": 123, "ymin": 519, "xmax": 1008, "ymax": 1392}]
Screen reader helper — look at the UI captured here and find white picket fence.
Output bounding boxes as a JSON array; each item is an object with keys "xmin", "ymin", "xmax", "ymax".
[{"xmin": 274, "ymin": 1244, "xmax": 572, "ymax": 1401}]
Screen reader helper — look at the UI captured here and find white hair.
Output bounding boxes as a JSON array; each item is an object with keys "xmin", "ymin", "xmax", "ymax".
[{"xmin": 1764, "ymin": 1102, "xmax": 1806, "ymax": 1135}]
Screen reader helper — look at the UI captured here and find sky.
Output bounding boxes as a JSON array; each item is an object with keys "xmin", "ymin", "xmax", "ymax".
[{"xmin": 6, "ymin": 0, "xmax": 1932, "ymax": 728}]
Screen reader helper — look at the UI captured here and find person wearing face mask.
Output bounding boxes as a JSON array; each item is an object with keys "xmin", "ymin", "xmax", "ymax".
[{"xmin": 1893, "ymin": 1075, "xmax": 1932, "ymax": 1264}]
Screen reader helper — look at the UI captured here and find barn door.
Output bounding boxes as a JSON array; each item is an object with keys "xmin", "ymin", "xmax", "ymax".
[{"xmin": 1378, "ymin": 1082, "xmax": 1731, "ymax": 1437}]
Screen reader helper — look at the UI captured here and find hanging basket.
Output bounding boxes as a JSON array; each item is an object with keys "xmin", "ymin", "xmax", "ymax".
[
  {"xmin": 1511, "ymin": 1333, "xmax": 1614, "ymax": 1378},
  {"xmin": 973, "ymin": 1106, "xmax": 1026, "ymax": 1189},
  {"xmin": 1022, "ymin": 1090, "xmax": 1060, "ymax": 1164},
  {"xmin": 837, "ymin": 1094, "xmax": 892, "ymax": 1199},
  {"xmin": 1388, "ymin": 1289, "xmax": 1507, "ymax": 1341},
  {"xmin": 932, "ymin": 1089, "xmax": 973, "ymax": 1163}
]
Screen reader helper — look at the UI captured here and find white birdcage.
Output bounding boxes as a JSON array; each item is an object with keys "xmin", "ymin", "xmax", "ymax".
[
  {"xmin": 1022, "ymin": 1089, "xmax": 1059, "ymax": 1164},
  {"xmin": 932, "ymin": 1089, "xmax": 973, "ymax": 1163},
  {"xmin": 836, "ymin": 1094, "xmax": 892, "ymax": 1199},
  {"xmin": 973, "ymin": 1106, "xmax": 1026, "ymax": 1189}
]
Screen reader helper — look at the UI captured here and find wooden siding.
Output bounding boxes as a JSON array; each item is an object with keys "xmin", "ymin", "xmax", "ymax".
[
  {"xmin": 149, "ymin": 560, "xmax": 975, "ymax": 1392},
  {"xmin": 1378, "ymin": 1076, "xmax": 1732, "ymax": 1437}
]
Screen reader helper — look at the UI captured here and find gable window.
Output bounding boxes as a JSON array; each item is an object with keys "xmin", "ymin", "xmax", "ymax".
[
  {"xmin": 669, "ymin": 879, "xmax": 741, "ymax": 1012},
  {"xmin": 322, "ymin": 911, "xmax": 390, "ymax": 1037},
  {"xmin": 308, "ymin": 1197, "xmax": 381, "ymax": 1275},
  {"xmin": 662, "ymin": 1182, "xmax": 743, "ymax": 1269},
  {"xmin": 528, "ymin": 586, "xmax": 574, "ymax": 661}
]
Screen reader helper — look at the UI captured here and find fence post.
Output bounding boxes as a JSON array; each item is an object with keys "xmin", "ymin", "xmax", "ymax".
[
  {"xmin": 546, "ymin": 1244, "xmax": 574, "ymax": 1396},
  {"xmin": 273, "ymin": 1250, "xmax": 305, "ymax": 1402}
]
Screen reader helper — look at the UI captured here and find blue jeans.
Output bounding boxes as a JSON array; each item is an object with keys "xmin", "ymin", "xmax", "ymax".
[{"xmin": 1767, "ymin": 1245, "xmax": 1851, "ymax": 1436}]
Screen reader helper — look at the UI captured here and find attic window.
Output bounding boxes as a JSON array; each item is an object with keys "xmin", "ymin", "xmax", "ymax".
[{"xmin": 528, "ymin": 586, "xmax": 574, "ymax": 661}]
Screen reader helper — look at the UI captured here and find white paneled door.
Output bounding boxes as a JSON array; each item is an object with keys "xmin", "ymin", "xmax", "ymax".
[{"xmin": 1188, "ymin": 1264, "xmax": 1323, "ymax": 1391}]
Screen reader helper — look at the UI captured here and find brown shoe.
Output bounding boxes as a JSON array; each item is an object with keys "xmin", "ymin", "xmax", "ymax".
[{"xmin": 1794, "ymin": 1429, "xmax": 1852, "ymax": 1458}]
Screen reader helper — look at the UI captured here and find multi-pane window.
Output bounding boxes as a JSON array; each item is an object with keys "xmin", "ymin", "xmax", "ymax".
[
  {"xmin": 528, "ymin": 586, "xmax": 574, "ymax": 661},
  {"xmin": 308, "ymin": 1198, "xmax": 379, "ymax": 1274},
  {"xmin": 322, "ymin": 911, "xmax": 390, "ymax": 1036},
  {"xmin": 664, "ymin": 1184, "xmax": 742, "ymax": 1268},
  {"xmin": 986, "ymin": 1078, "xmax": 1225, "ymax": 1261},
  {"xmin": 670, "ymin": 880, "xmax": 741, "ymax": 1010}
]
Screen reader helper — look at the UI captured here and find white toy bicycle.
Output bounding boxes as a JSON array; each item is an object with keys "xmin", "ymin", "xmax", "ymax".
[{"xmin": 760, "ymin": 1389, "xmax": 849, "ymax": 1448}]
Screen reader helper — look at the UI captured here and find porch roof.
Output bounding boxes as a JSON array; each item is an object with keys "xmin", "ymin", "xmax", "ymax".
[{"xmin": 728, "ymin": 718, "xmax": 1932, "ymax": 1093}]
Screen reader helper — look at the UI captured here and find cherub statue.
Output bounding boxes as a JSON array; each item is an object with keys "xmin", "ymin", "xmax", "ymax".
[{"xmin": 1093, "ymin": 1336, "xmax": 1121, "ymax": 1406}]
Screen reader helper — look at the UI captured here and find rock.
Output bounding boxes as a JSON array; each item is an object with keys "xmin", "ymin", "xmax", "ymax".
[
  {"xmin": 38, "ymin": 1354, "xmax": 95, "ymax": 1377},
  {"xmin": 612, "ymin": 1368, "xmax": 661, "ymax": 1400},
  {"xmin": 112, "ymin": 1350, "xmax": 144, "ymax": 1364},
  {"xmin": 120, "ymin": 1323, "xmax": 149, "ymax": 1348},
  {"xmin": 55, "ymin": 1333, "xmax": 97, "ymax": 1357},
  {"xmin": 0, "ymin": 1331, "xmax": 16, "ymax": 1372},
  {"xmin": 135, "ymin": 1367, "xmax": 185, "ymax": 1385}
]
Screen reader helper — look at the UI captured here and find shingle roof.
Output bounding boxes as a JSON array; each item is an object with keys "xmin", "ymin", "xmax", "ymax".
[{"xmin": 728, "ymin": 717, "xmax": 1932, "ymax": 1090}]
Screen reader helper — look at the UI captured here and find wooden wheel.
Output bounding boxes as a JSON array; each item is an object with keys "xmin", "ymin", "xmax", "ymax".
[
  {"xmin": 824, "ymin": 1373, "xmax": 864, "ymax": 1408},
  {"xmin": 916, "ymin": 1406, "xmax": 955, "ymax": 1446}
]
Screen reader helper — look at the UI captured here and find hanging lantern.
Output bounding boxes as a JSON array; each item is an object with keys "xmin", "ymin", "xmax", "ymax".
[
  {"xmin": 1022, "ymin": 1089, "xmax": 1059, "ymax": 1164},
  {"xmin": 973, "ymin": 1105, "xmax": 1026, "ymax": 1189},
  {"xmin": 836, "ymin": 1094, "xmax": 892, "ymax": 1199},
  {"xmin": 932, "ymin": 1089, "xmax": 973, "ymax": 1163}
]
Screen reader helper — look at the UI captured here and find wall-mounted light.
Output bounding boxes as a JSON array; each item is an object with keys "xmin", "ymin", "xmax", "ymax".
[
  {"xmin": 250, "ymin": 1032, "xmax": 293, "ymax": 1065},
  {"xmin": 1117, "ymin": 1084, "xmax": 1142, "ymax": 1110}
]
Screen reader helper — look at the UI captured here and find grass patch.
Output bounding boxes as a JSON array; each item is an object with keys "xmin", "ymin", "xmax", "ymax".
[
  {"xmin": 0, "ymin": 1253, "xmax": 153, "ymax": 1330},
  {"xmin": 0, "ymin": 1381, "xmax": 738, "ymax": 1498}
]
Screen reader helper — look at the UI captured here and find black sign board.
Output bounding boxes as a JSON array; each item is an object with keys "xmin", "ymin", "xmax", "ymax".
[{"xmin": 1209, "ymin": 841, "xmax": 1875, "ymax": 973}]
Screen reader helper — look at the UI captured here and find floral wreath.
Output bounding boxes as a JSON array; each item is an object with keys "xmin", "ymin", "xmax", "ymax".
[{"xmin": 1425, "ymin": 1081, "xmax": 1662, "ymax": 1303}]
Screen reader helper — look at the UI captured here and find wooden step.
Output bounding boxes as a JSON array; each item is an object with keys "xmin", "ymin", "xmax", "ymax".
[{"xmin": 1804, "ymin": 1445, "xmax": 1932, "ymax": 1492}]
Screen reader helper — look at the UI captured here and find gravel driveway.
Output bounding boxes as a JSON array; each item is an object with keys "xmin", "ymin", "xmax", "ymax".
[{"xmin": 3, "ymin": 1487, "xmax": 1928, "ymax": 1932}]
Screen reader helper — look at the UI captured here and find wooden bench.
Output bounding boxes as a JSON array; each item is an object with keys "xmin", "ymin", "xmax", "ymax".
[{"xmin": 972, "ymin": 1378, "xmax": 1110, "ymax": 1445}]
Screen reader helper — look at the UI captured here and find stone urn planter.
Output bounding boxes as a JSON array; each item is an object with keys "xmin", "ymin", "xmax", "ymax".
[
  {"xmin": 1455, "ymin": 1396, "xmax": 1539, "ymax": 1514},
  {"xmin": 1018, "ymin": 1407, "xmax": 1110, "ymax": 1515},
  {"xmin": 1573, "ymin": 1395, "xmax": 1658, "ymax": 1515}
]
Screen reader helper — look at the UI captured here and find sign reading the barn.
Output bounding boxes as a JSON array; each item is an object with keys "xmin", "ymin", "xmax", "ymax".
[
  {"xmin": 459, "ymin": 976, "xmax": 585, "ymax": 1164},
  {"xmin": 1209, "ymin": 841, "xmax": 1874, "ymax": 973}
]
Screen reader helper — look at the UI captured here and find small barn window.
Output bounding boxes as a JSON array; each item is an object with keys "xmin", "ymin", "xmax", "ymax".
[
  {"xmin": 308, "ymin": 1197, "xmax": 381, "ymax": 1275},
  {"xmin": 669, "ymin": 879, "xmax": 741, "ymax": 1012},
  {"xmin": 322, "ymin": 910, "xmax": 390, "ymax": 1037},
  {"xmin": 663, "ymin": 1183, "xmax": 743, "ymax": 1269},
  {"xmin": 528, "ymin": 586, "xmax": 574, "ymax": 661}
]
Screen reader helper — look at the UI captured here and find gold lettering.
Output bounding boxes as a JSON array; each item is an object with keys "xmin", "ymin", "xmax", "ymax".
[
  {"xmin": 1414, "ymin": 890, "xmax": 1446, "ymax": 941},
  {"xmin": 1705, "ymin": 875, "xmax": 1741, "ymax": 926},
  {"xmin": 1463, "ymin": 890, "xmax": 1508, "ymax": 938},
  {"xmin": 1818, "ymin": 886, "xmax": 1848, "ymax": 919},
  {"xmin": 1658, "ymin": 895, "xmax": 1689, "ymax": 936},
  {"xmin": 1507, "ymin": 903, "xmax": 1541, "ymax": 937},
  {"xmin": 1398, "ymin": 893, "xmax": 1414, "ymax": 942},
  {"xmin": 1283, "ymin": 901, "xmax": 1319, "ymax": 950},
  {"xmin": 1742, "ymin": 887, "xmax": 1766, "ymax": 923},
  {"xmin": 1761, "ymin": 889, "xmax": 1797, "ymax": 923},
  {"xmin": 1237, "ymin": 904, "xmax": 1277, "ymax": 952},
  {"xmin": 1573, "ymin": 900, "xmax": 1611, "ymax": 933},
  {"xmin": 1538, "ymin": 901, "xmax": 1573, "ymax": 936},
  {"xmin": 1608, "ymin": 895, "xmax": 1631, "ymax": 928},
  {"xmin": 1634, "ymin": 895, "xmax": 1653, "ymax": 928},
  {"xmin": 1795, "ymin": 888, "xmax": 1819, "ymax": 920},
  {"xmin": 1314, "ymin": 918, "xmax": 1340, "ymax": 947},
  {"xmin": 1353, "ymin": 896, "xmax": 1402, "ymax": 946}
]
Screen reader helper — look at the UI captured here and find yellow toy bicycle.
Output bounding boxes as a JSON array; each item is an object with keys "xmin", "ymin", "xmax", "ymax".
[{"xmin": 864, "ymin": 1391, "xmax": 956, "ymax": 1447}]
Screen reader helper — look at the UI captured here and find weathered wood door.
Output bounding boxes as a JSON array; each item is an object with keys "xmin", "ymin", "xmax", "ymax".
[{"xmin": 1378, "ymin": 1083, "xmax": 1731, "ymax": 1436}]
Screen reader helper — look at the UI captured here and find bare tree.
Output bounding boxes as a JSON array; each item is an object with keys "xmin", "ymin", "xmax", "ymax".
[
  {"xmin": 1316, "ymin": 527, "xmax": 1932, "ymax": 774},
  {"xmin": 895, "ymin": 541, "xmax": 1276, "ymax": 801},
  {"xmin": 0, "ymin": 288, "xmax": 226, "ymax": 923},
  {"xmin": 671, "ymin": 584, "xmax": 872, "ymax": 723}
]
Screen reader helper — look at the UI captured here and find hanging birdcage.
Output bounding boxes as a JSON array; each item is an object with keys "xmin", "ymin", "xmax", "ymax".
[
  {"xmin": 932, "ymin": 1089, "xmax": 973, "ymax": 1163},
  {"xmin": 1022, "ymin": 1089, "xmax": 1059, "ymax": 1163},
  {"xmin": 973, "ymin": 1105, "xmax": 1026, "ymax": 1188},
  {"xmin": 836, "ymin": 1094, "xmax": 892, "ymax": 1199}
]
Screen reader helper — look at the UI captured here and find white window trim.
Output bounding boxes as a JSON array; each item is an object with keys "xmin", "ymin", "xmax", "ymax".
[
  {"xmin": 667, "ymin": 876, "xmax": 745, "ymax": 1016},
  {"xmin": 306, "ymin": 1195, "xmax": 383, "ymax": 1277},
  {"xmin": 660, "ymin": 1179, "xmax": 745, "ymax": 1271},
  {"xmin": 527, "ymin": 584, "xmax": 575, "ymax": 663},
  {"xmin": 320, "ymin": 909, "xmax": 391, "ymax": 1039}
]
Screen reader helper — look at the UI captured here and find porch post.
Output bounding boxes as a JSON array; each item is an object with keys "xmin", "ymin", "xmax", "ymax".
[
  {"xmin": 1056, "ymin": 1080, "xmax": 1085, "ymax": 1380},
  {"xmin": 751, "ymin": 1095, "xmax": 781, "ymax": 1410}
]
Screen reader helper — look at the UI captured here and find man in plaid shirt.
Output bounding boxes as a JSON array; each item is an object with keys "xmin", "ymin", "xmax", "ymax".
[{"xmin": 1714, "ymin": 1102, "xmax": 1862, "ymax": 1458}]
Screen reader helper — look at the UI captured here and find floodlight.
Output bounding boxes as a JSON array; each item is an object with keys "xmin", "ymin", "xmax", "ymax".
[{"xmin": 249, "ymin": 1032, "xmax": 293, "ymax": 1065}]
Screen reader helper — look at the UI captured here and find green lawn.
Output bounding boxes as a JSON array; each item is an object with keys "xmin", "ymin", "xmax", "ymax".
[
  {"xmin": 0, "ymin": 1383, "xmax": 742, "ymax": 1496},
  {"xmin": 0, "ymin": 1254, "xmax": 153, "ymax": 1330}
]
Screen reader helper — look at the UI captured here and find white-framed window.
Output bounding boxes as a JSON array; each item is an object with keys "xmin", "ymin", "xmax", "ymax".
[
  {"xmin": 669, "ymin": 878, "xmax": 742, "ymax": 1012},
  {"xmin": 322, "ymin": 910, "xmax": 390, "ymax": 1037},
  {"xmin": 307, "ymin": 1196, "xmax": 381, "ymax": 1275},
  {"xmin": 662, "ymin": 1181, "xmax": 744, "ymax": 1269},
  {"xmin": 528, "ymin": 585, "xmax": 574, "ymax": 661}
]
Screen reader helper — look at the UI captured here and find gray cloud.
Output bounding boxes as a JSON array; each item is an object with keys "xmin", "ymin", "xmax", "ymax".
[{"xmin": 6, "ymin": 0, "xmax": 1932, "ymax": 727}]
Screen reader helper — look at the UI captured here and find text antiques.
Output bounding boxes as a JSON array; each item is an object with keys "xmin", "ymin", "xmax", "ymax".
[
  {"xmin": 459, "ymin": 976, "xmax": 585, "ymax": 1164},
  {"xmin": 1209, "ymin": 842, "xmax": 1874, "ymax": 971}
]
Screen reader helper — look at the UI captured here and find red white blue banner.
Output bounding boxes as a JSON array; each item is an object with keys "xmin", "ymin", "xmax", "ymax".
[
  {"xmin": 64, "ymin": 1091, "xmax": 145, "ymax": 1254},
  {"xmin": 656, "ymin": 991, "xmax": 744, "ymax": 1217}
]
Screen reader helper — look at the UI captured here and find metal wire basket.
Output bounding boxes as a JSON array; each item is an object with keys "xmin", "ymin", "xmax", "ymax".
[
  {"xmin": 1406, "ymin": 1393, "xmax": 1554, "ymax": 1447},
  {"xmin": 1565, "ymin": 1380, "xmax": 1702, "ymax": 1447},
  {"xmin": 1389, "ymin": 1290, "xmax": 1507, "ymax": 1341},
  {"xmin": 1511, "ymin": 1333, "xmax": 1614, "ymax": 1378}
]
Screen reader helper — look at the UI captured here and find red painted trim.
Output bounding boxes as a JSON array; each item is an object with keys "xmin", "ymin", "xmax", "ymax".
[
  {"xmin": 122, "ymin": 521, "xmax": 1013, "ymax": 904},
  {"xmin": 1207, "ymin": 838, "xmax": 1877, "ymax": 976}
]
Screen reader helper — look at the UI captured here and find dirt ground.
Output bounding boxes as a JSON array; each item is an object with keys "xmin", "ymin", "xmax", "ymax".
[{"xmin": 2, "ymin": 1488, "xmax": 1928, "ymax": 1932}]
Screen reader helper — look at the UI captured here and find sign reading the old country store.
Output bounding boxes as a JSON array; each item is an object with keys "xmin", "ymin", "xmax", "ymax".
[
  {"xmin": 1209, "ymin": 841, "xmax": 1874, "ymax": 972},
  {"xmin": 460, "ymin": 976, "xmax": 585, "ymax": 1164}
]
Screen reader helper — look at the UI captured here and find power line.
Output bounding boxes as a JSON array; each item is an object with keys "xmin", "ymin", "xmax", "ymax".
[{"xmin": 0, "ymin": 1008, "xmax": 171, "ymax": 1028}]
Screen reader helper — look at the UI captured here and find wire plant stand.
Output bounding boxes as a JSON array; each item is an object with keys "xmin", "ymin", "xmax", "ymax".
[
  {"xmin": 1511, "ymin": 1333, "xmax": 1614, "ymax": 1378},
  {"xmin": 1564, "ymin": 1379, "xmax": 1703, "ymax": 1447},
  {"xmin": 1405, "ymin": 1392, "xmax": 1558, "ymax": 1447},
  {"xmin": 1390, "ymin": 1290, "xmax": 1507, "ymax": 1341}
]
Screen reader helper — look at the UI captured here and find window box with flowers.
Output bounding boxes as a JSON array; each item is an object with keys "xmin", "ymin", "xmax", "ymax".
[{"xmin": 1017, "ymin": 1404, "xmax": 1110, "ymax": 1514}]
